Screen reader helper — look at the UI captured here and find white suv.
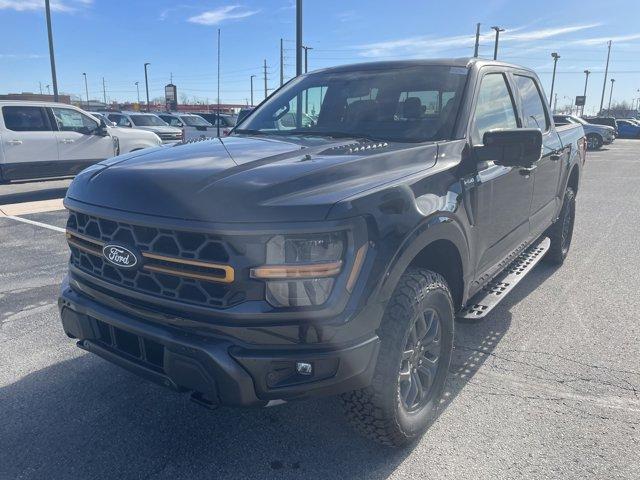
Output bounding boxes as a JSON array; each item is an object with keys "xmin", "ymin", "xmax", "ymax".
[
  {"xmin": 105, "ymin": 111, "xmax": 183, "ymax": 144},
  {"xmin": 0, "ymin": 101, "xmax": 162, "ymax": 182},
  {"xmin": 157, "ymin": 113, "xmax": 217, "ymax": 141}
]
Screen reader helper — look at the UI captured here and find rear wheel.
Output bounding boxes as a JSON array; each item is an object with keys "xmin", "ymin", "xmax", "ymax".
[
  {"xmin": 586, "ymin": 133, "xmax": 603, "ymax": 150},
  {"xmin": 545, "ymin": 187, "xmax": 576, "ymax": 265},
  {"xmin": 341, "ymin": 268, "xmax": 454, "ymax": 446}
]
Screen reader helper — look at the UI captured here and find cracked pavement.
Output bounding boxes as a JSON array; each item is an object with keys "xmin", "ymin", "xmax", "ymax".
[{"xmin": 1, "ymin": 142, "xmax": 639, "ymax": 479}]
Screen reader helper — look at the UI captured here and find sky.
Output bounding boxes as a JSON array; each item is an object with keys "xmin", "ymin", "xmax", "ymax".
[{"xmin": 1, "ymin": 0, "xmax": 639, "ymax": 114}]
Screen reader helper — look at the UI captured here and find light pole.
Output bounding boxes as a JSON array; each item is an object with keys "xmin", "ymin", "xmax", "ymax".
[
  {"xmin": 473, "ymin": 23, "xmax": 481, "ymax": 58},
  {"xmin": 250, "ymin": 75, "xmax": 255, "ymax": 106},
  {"xmin": 296, "ymin": 0, "xmax": 303, "ymax": 76},
  {"xmin": 44, "ymin": 0, "xmax": 59, "ymax": 102},
  {"xmin": 135, "ymin": 82, "xmax": 140, "ymax": 104},
  {"xmin": 553, "ymin": 93, "xmax": 558, "ymax": 114},
  {"xmin": 608, "ymin": 78, "xmax": 615, "ymax": 112},
  {"xmin": 82, "ymin": 73, "xmax": 89, "ymax": 108},
  {"xmin": 491, "ymin": 26, "xmax": 504, "ymax": 60},
  {"xmin": 144, "ymin": 62, "xmax": 151, "ymax": 112},
  {"xmin": 549, "ymin": 52, "xmax": 560, "ymax": 108},
  {"xmin": 599, "ymin": 40, "xmax": 612, "ymax": 114},
  {"xmin": 582, "ymin": 69, "xmax": 590, "ymax": 116}
]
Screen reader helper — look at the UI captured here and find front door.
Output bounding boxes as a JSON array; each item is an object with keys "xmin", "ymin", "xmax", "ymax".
[
  {"xmin": 512, "ymin": 74, "xmax": 563, "ymax": 237},
  {"xmin": 469, "ymin": 71, "xmax": 534, "ymax": 278},
  {"xmin": 0, "ymin": 105, "xmax": 59, "ymax": 180},
  {"xmin": 49, "ymin": 107, "xmax": 115, "ymax": 175}
]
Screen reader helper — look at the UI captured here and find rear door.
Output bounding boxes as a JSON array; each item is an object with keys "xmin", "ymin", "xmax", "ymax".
[
  {"xmin": 512, "ymin": 74, "xmax": 564, "ymax": 237},
  {"xmin": 49, "ymin": 107, "xmax": 115, "ymax": 175},
  {"xmin": 0, "ymin": 105, "xmax": 59, "ymax": 180},
  {"xmin": 469, "ymin": 71, "xmax": 535, "ymax": 276}
]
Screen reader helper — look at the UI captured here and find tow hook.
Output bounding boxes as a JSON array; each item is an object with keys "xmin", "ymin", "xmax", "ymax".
[{"xmin": 190, "ymin": 391, "xmax": 220, "ymax": 410}]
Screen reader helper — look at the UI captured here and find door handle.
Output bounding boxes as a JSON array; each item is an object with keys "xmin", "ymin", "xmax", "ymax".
[
  {"xmin": 60, "ymin": 138, "xmax": 75, "ymax": 144},
  {"xmin": 7, "ymin": 139, "xmax": 23, "ymax": 145},
  {"xmin": 519, "ymin": 165, "xmax": 537, "ymax": 178}
]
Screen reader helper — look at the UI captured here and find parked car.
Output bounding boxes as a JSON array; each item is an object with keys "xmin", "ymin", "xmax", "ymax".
[
  {"xmin": 157, "ymin": 113, "xmax": 218, "ymax": 141},
  {"xmin": 105, "ymin": 111, "xmax": 183, "ymax": 144},
  {"xmin": 584, "ymin": 116, "xmax": 618, "ymax": 136},
  {"xmin": 236, "ymin": 107, "xmax": 254, "ymax": 124},
  {"xmin": 87, "ymin": 112, "xmax": 116, "ymax": 126},
  {"xmin": 615, "ymin": 119, "xmax": 640, "ymax": 138},
  {"xmin": 194, "ymin": 112, "xmax": 236, "ymax": 136},
  {"xmin": 60, "ymin": 58, "xmax": 585, "ymax": 446},
  {"xmin": 0, "ymin": 101, "xmax": 162, "ymax": 182},
  {"xmin": 553, "ymin": 114, "xmax": 614, "ymax": 149}
]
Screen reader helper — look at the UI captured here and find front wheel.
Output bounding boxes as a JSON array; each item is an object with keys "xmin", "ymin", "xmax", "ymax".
[
  {"xmin": 586, "ymin": 133, "xmax": 603, "ymax": 150},
  {"xmin": 341, "ymin": 268, "xmax": 454, "ymax": 446}
]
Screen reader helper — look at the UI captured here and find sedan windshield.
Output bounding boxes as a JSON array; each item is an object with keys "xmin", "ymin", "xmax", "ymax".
[
  {"xmin": 236, "ymin": 65, "xmax": 468, "ymax": 142},
  {"xmin": 181, "ymin": 115, "xmax": 212, "ymax": 127},
  {"xmin": 130, "ymin": 114, "xmax": 168, "ymax": 127}
]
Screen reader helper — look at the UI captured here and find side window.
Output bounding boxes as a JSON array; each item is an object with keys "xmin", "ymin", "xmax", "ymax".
[
  {"xmin": 51, "ymin": 108, "xmax": 98, "ymax": 134},
  {"xmin": 2, "ymin": 106, "xmax": 52, "ymax": 132},
  {"xmin": 515, "ymin": 75, "xmax": 549, "ymax": 131},
  {"xmin": 471, "ymin": 73, "xmax": 518, "ymax": 145},
  {"xmin": 108, "ymin": 114, "xmax": 130, "ymax": 127}
]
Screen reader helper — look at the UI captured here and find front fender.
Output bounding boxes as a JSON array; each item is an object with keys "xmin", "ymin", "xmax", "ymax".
[{"xmin": 376, "ymin": 213, "xmax": 471, "ymax": 305}]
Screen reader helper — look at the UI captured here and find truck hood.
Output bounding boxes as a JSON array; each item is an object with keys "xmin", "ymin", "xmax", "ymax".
[
  {"xmin": 66, "ymin": 135, "xmax": 439, "ymax": 223},
  {"xmin": 135, "ymin": 125, "xmax": 182, "ymax": 134}
]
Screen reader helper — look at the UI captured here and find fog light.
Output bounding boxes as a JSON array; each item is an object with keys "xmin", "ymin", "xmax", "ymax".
[{"xmin": 296, "ymin": 362, "xmax": 313, "ymax": 376}]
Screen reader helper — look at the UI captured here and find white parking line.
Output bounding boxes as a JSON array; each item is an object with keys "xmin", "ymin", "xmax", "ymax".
[{"xmin": 5, "ymin": 215, "xmax": 65, "ymax": 233}]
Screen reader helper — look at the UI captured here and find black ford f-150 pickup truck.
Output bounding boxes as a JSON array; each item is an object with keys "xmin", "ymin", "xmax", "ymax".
[{"xmin": 59, "ymin": 58, "xmax": 586, "ymax": 446}]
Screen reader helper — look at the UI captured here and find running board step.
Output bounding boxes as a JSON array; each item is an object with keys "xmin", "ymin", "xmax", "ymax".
[{"xmin": 457, "ymin": 237, "xmax": 551, "ymax": 320}]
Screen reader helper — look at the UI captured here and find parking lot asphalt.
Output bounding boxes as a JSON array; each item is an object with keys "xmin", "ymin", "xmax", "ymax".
[{"xmin": 1, "ymin": 141, "xmax": 639, "ymax": 480}]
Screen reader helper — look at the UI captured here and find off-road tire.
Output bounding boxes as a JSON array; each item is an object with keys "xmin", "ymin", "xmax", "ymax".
[
  {"xmin": 545, "ymin": 187, "xmax": 576, "ymax": 265},
  {"xmin": 341, "ymin": 268, "xmax": 454, "ymax": 446},
  {"xmin": 586, "ymin": 133, "xmax": 603, "ymax": 150}
]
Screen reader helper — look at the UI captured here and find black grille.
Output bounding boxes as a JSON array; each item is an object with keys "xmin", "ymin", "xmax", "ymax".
[
  {"xmin": 94, "ymin": 317, "xmax": 165, "ymax": 371},
  {"xmin": 66, "ymin": 210, "xmax": 248, "ymax": 309}
]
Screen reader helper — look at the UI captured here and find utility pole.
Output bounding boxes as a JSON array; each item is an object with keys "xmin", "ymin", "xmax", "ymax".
[
  {"xmin": 608, "ymin": 78, "xmax": 615, "ymax": 112},
  {"xmin": 296, "ymin": 0, "xmax": 303, "ymax": 76},
  {"xmin": 44, "ymin": 0, "xmax": 59, "ymax": 101},
  {"xmin": 549, "ymin": 52, "xmax": 560, "ymax": 107},
  {"xmin": 217, "ymin": 28, "xmax": 221, "ymax": 138},
  {"xmin": 39, "ymin": 82, "xmax": 43, "ymax": 95},
  {"xmin": 302, "ymin": 46, "xmax": 313, "ymax": 73},
  {"xmin": 135, "ymin": 82, "xmax": 140, "ymax": 104},
  {"xmin": 599, "ymin": 40, "xmax": 612, "ymax": 114},
  {"xmin": 263, "ymin": 59, "xmax": 268, "ymax": 99},
  {"xmin": 102, "ymin": 77, "xmax": 107, "ymax": 105},
  {"xmin": 250, "ymin": 75, "xmax": 255, "ymax": 106},
  {"xmin": 582, "ymin": 69, "xmax": 591, "ymax": 116},
  {"xmin": 46, "ymin": 85, "xmax": 51, "ymax": 95},
  {"xmin": 280, "ymin": 38, "xmax": 284, "ymax": 86},
  {"xmin": 144, "ymin": 62, "xmax": 150, "ymax": 112},
  {"xmin": 473, "ymin": 23, "xmax": 481, "ymax": 58},
  {"xmin": 491, "ymin": 26, "xmax": 504, "ymax": 60},
  {"xmin": 82, "ymin": 73, "xmax": 89, "ymax": 108}
]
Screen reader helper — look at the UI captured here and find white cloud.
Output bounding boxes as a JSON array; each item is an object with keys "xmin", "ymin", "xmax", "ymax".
[
  {"xmin": 188, "ymin": 5, "xmax": 259, "ymax": 26},
  {"xmin": 0, "ymin": 0, "xmax": 92, "ymax": 13},
  {"xmin": 0, "ymin": 53, "xmax": 44, "ymax": 59},
  {"xmin": 354, "ymin": 24, "xmax": 601, "ymax": 58},
  {"xmin": 570, "ymin": 32, "xmax": 640, "ymax": 46}
]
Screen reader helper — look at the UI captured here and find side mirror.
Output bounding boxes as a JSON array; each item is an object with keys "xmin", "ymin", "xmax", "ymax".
[
  {"xmin": 477, "ymin": 129, "xmax": 542, "ymax": 167},
  {"xmin": 95, "ymin": 118, "xmax": 109, "ymax": 136}
]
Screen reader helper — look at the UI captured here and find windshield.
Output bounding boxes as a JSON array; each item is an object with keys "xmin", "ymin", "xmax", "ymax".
[
  {"xmin": 568, "ymin": 116, "xmax": 588, "ymax": 125},
  {"xmin": 130, "ymin": 114, "xmax": 168, "ymax": 127},
  {"xmin": 181, "ymin": 115, "xmax": 212, "ymax": 127},
  {"xmin": 237, "ymin": 65, "xmax": 468, "ymax": 142}
]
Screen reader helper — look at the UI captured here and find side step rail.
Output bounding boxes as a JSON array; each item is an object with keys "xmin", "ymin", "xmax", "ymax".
[{"xmin": 457, "ymin": 236, "xmax": 551, "ymax": 320}]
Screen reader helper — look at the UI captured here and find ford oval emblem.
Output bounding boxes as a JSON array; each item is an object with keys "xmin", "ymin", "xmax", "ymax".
[{"xmin": 102, "ymin": 244, "xmax": 138, "ymax": 268}]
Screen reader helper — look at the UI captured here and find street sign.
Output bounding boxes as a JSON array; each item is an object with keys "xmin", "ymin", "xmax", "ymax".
[
  {"xmin": 575, "ymin": 95, "xmax": 586, "ymax": 106},
  {"xmin": 165, "ymin": 84, "xmax": 177, "ymax": 110}
]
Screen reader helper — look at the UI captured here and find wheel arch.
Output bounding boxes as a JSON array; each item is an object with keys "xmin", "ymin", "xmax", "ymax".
[
  {"xmin": 377, "ymin": 216, "xmax": 470, "ymax": 311},
  {"xmin": 567, "ymin": 163, "xmax": 580, "ymax": 194}
]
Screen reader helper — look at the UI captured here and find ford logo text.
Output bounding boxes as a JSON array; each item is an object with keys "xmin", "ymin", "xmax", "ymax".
[{"xmin": 102, "ymin": 244, "xmax": 138, "ymax": 268}]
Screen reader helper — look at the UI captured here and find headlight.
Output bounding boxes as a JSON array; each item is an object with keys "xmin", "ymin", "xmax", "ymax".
[{"xmin": 251, "ymin": 232, "xmax": 345, "ymax": 307}]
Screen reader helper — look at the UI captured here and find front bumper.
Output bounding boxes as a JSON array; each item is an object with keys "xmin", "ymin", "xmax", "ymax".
[{"xmin": 59, "ymin": 283, "xmax": 380, "ymax": 407}]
